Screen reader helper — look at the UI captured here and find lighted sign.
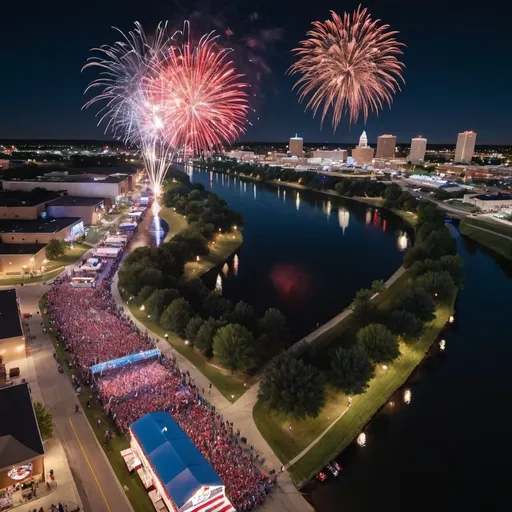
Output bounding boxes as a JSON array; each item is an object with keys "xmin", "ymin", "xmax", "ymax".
[
  {"xmin": 8, "ymin": 463, "xmax": 33, "ymax": 481},
  {"xmin": 90, "ymin": 349, "xmax": 161, "ymax": 374}
]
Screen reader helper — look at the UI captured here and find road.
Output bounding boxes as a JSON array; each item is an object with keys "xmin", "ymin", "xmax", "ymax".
[{"xmin": 18, "ymin": 282, "xmax": 133, "ymax": 512}]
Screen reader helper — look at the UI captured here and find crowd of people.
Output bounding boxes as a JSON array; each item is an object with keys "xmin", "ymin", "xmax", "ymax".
[{"xmin": 46, "ymin": 230, "xmax": 273, "ymax": 511}]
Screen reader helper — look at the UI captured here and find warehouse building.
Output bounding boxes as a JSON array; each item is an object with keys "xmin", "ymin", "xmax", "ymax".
[
  {"xmin": 0, "ymin": 244, "xmax": 47, "ymax": 275},
  {"xmin": 46, "ymin": 196, "xmax": 105, "ymax": 225},
  {"xmin": 463, "ymin": 193, "xmax": 512, "ymax": 210},
  {"xmin": 0, "ymin": 217, "xmax": 84, "ymax": 244},
  {"xmin": 0, "ymin": 289, "xmax": 24, "ymax": 366},
  {"xmin": 0, "ymin": 191, "xmax": 60, "ymax": 220}
]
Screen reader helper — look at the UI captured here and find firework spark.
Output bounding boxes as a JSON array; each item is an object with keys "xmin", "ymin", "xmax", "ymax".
[
  {"xmin": 289, "ymin": 5, "xmax": 405, "ymax": 129},
  {"xmin": 151, "ymin": 24, "xmax": 250, "ymax": 155}
]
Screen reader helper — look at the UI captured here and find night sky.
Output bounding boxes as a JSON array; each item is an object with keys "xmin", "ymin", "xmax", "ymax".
[{"xmin": 1, "ymin": 0, "xmax": 510, "ymax": 144}]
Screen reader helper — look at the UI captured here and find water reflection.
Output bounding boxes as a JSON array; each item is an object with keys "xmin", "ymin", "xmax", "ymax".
[
  {"xmin": 323, "ymin": 200, "xmax": 332, "ymax": 218},
  {"xmin": 366, "ymin": 209, "xmax": 372, "ymax": 224},
  {"xmin": 338, "ymin": 208, "xmax": 350, "ymax": 234},
  {"xmin": 222, "ymin": 263, "xmax": 229, "ymax": 276},
  {"xmin": 215, "ymin": 274, "xmax": 223, "ymax": 293},
  {"xmin": 397, "ymin": 231, "xmax": 410, "ymax": 251},
  {"xmin": 296, "ymin": 192, "xmax": 301, "ymax": 210},
  {"xmin": 233, "ymin": 254, "xmax": 239, "ymax": 276},
  {"xmin": 403, "ymin": 388, "xmax": 412, "ymax": 404}
]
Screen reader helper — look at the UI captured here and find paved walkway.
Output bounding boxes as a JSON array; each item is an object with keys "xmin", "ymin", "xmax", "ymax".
[
  {"xmin": 465, "ymin": 222, "xmax": 512, "ymax": 241},
  {"xmin": 17, "ymin": 285, "xmax": 134, "ymax": 512}
]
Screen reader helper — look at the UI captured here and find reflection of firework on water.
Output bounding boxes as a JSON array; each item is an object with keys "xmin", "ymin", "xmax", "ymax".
[
  {"xmin": 233, "ymin": 254, "xmax": 239, "ymax": 275},
  {"xmin": 289, "ymin": 5, "xmax": 405, "ymax": 129},
  {"xmin": 215, "ymin": 273, "xmax": 223, "ymax": 293},
  {"xmin": 357, "ymin": 432, "xmax": 367, "ymax": 447},
  {"xmin": 222, "ymin": 263, "xmax": 229, "ymax": 276},
  {"xmin": 270, "ymin": 264, "xmax": 311, "ymax": 302},
  {"xmin": 403, "ymin": 388, "xmax": 412, "ymax": 404},
  {"xmin": 397, "ymin": 231, "xmax": 409, "ymax": 251},
  {"xmin": 338, "ymin": 208, "xmax": 350, "ymax": 234},
  {"xmin": 439, "ymin": 339, "xmax": 446, "ymax": 351}
]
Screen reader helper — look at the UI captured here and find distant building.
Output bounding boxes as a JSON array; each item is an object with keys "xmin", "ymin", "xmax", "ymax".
[
  {"xmin": 288, "ymin": 135, "xmax": 304, "ymax": 157},
  {"xmin": 0, "ymin": 289, "xmax": 24, "ymax": 365},
  {"xmin": 46, "ymin": 196, "xmax": 105, "ymax": 225},
  {"xmin": 0, "ymin": 191, "xmax": 61, "ymax": 220},
  {"xmin": 352, "ymin": 131, "xmax": 374, "ymax": 165},
  {"xmin": 0, "ymin": 217, "xmax": 84, "ymax": 245},
  {"xmin": 225, "ymin": 150, "xmax": 256, "ymax": 162},
  {"xmin": 455, "ymin": 131, "xmax": 477, "ymax": 163},
  {"xmin": 409, "ymin": 136, "xmax": 427, "ymax": 163},
  {"xmin": 463, "ymin": 192, "xmax": 512, "ymax": 210},
  {"xmin": 311, "ymin": 150, "xmax": 347, "ymax": 162},
  {"xmin": 0, "ymin": 244, "xmax": 47, "ymax": 276},
  {"xmin": 376, "ymin": 134, "xmax": 396, "ymax": 159}
]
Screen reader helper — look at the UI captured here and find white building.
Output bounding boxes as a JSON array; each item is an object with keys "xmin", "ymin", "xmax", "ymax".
[
  {"xmin": 289, "ymin": 135, "xmax": 304, "ymax": 156},
  {"xmin": 455, "ymin": 131, "xmax": 477, "ymax": 164},
  {"xmin": 312, "ymin": 149, "xmax": 347, "ymax": 162},
  {"xmin": 225, "ymin": 150, "xmax": 256, "ymax": 162},
  {"xmin": 409, "ymin": 137, "xmax": 427, "ymax": 163}
]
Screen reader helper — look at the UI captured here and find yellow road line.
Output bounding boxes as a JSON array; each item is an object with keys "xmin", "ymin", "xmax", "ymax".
[{"xmin": 68, "ymin": 417, "xmax": 113, "ymax": 512}]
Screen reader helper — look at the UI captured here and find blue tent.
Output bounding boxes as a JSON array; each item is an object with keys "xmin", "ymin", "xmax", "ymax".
[{"xmin": 131, "ymin": 412, "xmax": 223, "ymax": 509}]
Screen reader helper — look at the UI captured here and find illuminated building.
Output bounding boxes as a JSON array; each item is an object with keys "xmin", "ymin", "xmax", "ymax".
[
  {"xmin": 409, "ymin": 136, "xmax": 427, "ymax": 163},
  {"xmin": 455, "ymin": 131, "xmax": 477, "ymax": 163},
  {"xmin": 376, "ymin": 134, "xmax": 396, "ymax": 159},
  {"xmin": 288, "ymin": 135, "xmax": 304, "ymax": 156},
  {"xmin": 352, "ymin": 131, "xmax": 374, "ymax": 165}
]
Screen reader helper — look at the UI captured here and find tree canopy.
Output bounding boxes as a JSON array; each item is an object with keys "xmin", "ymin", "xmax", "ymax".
[
  {"xmin": 46, "ymin": 239, "xmax": 67, "ymax": 260},
  {"xmin": 258, "ymin": 354, "xmax": 325, "ymax": 418},
  {"xmin": 357, "ymin": 323, "xmax": 399, "ymax": 363},
  {"xmin": 34, "ymin": 401, "xmax": 53, "ymax": 440},
  {"xmin": 398, "ymin": 287, "xmax": 436, "ymax": 322},
  {"xmin": 160, "ymin": 298, "xmax": 193, "ymax": 336},
  {"xmin": 331, "ymin": 345, "xmax": 374, "ymax": 395},
  {"xmin": 213, "ymin": 323, "xmax": 257, "ymax": 373}
]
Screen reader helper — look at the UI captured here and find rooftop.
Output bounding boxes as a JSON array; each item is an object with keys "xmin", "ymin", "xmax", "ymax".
[
  {"xmin": 131, "ymin": 412, "xmax": 223, "ymax": 509},
  {"xmin": 0, "ymin": 190, "xmax": 60, "ymax": 207},
  {"xmin": 48, "ymin": 196, "xmax": 104, "ymax": 207},
  {"xmin": 474, "ymin": 193, "xmax": 512, "ymax": 201},
  {"xmin": 0, "ymin": 217, "xmax": 81, "ymax": 234},
  {"xmin": 2, "ymin": 173, "xmax": 129, "ymax": 184},
  {"xmin": 0, "ymin": 243, "xmax": 46, "ymax": 255},
  {"xmin": 0, "ymin": 288, "xmax": 23, "ymax": 340},
  {"xmin": 0, "ymin": 383, "xmax": 44, "ymax": 471}
]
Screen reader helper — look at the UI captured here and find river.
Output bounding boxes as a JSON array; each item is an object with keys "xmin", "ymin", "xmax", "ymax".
[
  {"xmin": 188, "ymin": 167, "xmax": 411, "ymax": 341},
  {"xmin": 186, "ymin": 168, "xmax": 512, "ymax": 510}
]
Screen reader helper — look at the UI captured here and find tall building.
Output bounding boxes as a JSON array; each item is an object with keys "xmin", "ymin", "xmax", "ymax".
[
  {"xmin": 352, "ymin": 130, "xmax": 374, "ymax": 165},
  {"xmin": 409, "ymin": 136, "xmax": 427, "ymax": 163},
  {"xmin": 288, "ymin": 135, "xmax": 304, "ymax": 157},
  {"xmin": 376, "ymin": 134, "xmax": 396, "ymax": 159},
  {"xmin": 455, "ymin": 131, "xmax": 476, "ymax": 164}
]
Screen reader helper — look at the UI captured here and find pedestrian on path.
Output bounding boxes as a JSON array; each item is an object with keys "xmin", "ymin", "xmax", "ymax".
[
  {"xmin": 74, "ymin": 404, "xmax": 79, "ymax": 413},
  {"xmin": 209, "ymin": 383, "xmax": 212, "ymax": 394}
]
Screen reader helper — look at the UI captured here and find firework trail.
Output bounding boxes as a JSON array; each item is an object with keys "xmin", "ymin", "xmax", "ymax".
[
  {"xmin": 289, "ymin": 5, "xmax": 405, "ymax": 130},
  {"xmin": 150, "ymin": 22, "xmax": 250, "ymax": 155}
]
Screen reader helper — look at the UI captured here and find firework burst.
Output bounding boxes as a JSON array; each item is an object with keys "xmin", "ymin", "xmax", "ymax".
[
  {"xmin": 151, "ymin": 23, "xmax": 250, "ymax": 155},
  {"xmin": 289, "ymin": 5, "xmax": 405, "ymax": 129}
]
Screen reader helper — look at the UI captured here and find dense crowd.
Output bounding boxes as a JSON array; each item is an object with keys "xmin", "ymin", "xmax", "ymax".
[{"xmin": 46, "ymin": 239, "xmax": 273, "ymax": 510}]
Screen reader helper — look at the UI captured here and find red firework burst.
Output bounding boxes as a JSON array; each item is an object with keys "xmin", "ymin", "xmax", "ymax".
[
  {"xmin": 152, "ymin": 28, "xmax": 250, "ymax": 154},
  {"xmin": 289, "ymin": 5, "xmax": 405, "ymax": 129}
]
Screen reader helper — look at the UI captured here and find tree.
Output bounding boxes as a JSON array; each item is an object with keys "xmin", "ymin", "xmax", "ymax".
[
  {"xmin": 229, "ymin": 301, "xmax": 256, "ymax": 330},
  {"xmin": 371, "ymin": 280, "xmax": 386, "ymax": 293},
  {"xmin": 185, "ymin": 316, "xmax": 204, "ymax": 345},
  {"xmin": 398, "ymin": 287, "xmax": 436, "ymax": 322},
  {"xmin": 258, "ymin": 353, "xmax": 325, "ymax": 418},
  {"xmin": 389, "ymin": 309, "xmax": 424, "ymax": 341},
  {"xmin": 160, "ymin": 298, "xmax": 192, "ymax": 335},
  {"xmin": 439, "ymin": 254, "xmax": 465, "ymax": 288},
  {"xmin": 357, "ymin": 324, "xmax": 399, "ymax": 363},
  {"xmin": 144, "ymin": 288, "xmax": 180, "ymax": 321},
  {"xmin": 331, "ymin": 345, "xmax": 374, "ymax": 395},
  {"xmin": 259, "ymin": 308, "xmax": 289, "ymax": 345},
  {"xmin": 416, "ymin": 270, "xmax": 455, "ymax": 301},
  {"xmin": 194, "ymin": 318, "xmax": 219, "ymax": 357},
  {"xmin": 213, "ymin": 323, "xmax": 257, "ymax": 372},
  {"xmin": 34, "ymin": 401, "xmax": 53, "ymax": 440},
  {"xmin": 350, "ymin": 288, "xmax": 377, "ymax": 324},
  {"xmin": 136, "ymin": 285, "xmax": 155, "ymax": 305},
  {"xmin": 46, "ymin": 239, "xmax": 67, "ymax": 260}
]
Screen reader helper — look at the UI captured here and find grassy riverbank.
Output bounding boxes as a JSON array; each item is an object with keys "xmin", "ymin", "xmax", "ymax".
[
  {"xmin": 39, "ymin": 296, "xmax": 153, "ymax": 512},
  {"xmin": 460, "ymin": 216, "xmax": 512, "ymax": 259},
  {"xmin": 254, "ymin": 271, "xmax": 455, "ymax": 485},
  {"xmin": 158, "ymin": 205, "xmax": 189, "ymax": 242}
]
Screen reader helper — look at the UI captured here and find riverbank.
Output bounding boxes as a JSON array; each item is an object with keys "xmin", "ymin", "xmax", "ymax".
[{"xmin": 459, "ymin": 216, "xmax": 512, "ymax": 259}]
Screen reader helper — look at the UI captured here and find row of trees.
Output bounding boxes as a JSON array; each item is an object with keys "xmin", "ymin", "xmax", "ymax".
[
  {"xmin": 119, "ymin": 171, "xmax": 290, "ymax": 373},
  {"xmin": 258, "ymin": 203, "xmax": 464, "ymax": 418}
]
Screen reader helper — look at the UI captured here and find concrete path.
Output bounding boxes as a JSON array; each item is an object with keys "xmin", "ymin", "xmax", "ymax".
[
  {"xmin": 17, "ymin": 285, "xmax": 134, "ymax": 512},
  {"xmin": 464, "ymin": 222, "xmax": 512, "ymax": 241}
]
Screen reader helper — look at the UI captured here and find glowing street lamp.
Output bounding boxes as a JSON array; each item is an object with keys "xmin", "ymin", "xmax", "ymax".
[{"xmin": 140, "ymin": 305, "xmax": 145, "ymax": 311}]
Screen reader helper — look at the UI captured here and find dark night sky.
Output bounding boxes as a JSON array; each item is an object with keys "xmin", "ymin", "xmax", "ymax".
[{"xmin": 0, "ymin": 0, "xmax": 510, "ymax": 144}]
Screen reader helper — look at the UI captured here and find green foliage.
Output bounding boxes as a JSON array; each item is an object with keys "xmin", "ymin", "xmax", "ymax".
[
  {"xmin": 226, "ymin": 300, "xmax": 256, "ymax": 330},
  {"xmin": 416, "ymin": 270, "xmax": 455, "ymax": 301},
  {"xmin": 357, "ymin": 323, "xmax": 399, "ymax": 363},
  {"xmin": 135, "ymin": 285, "xmax": 155, "ymax": 305},
  {"xmin": 259, "ymin": 308, "xmax": 289, "ymax": 345},
  {"xmin": 371, "ymin": 280, "xmax": 386, "ymax": 293},
  {"xmin": 161, "ymin": 298, "xmax": 193, "ymax": 336},
  {"xmin": 34, "ymin": 401, "xmax": 53, "ymax": 440},
  {"xmin": 185, "ymin": 316, "xmax": 204, "ymax": 345},
  {"xmin": 389, "ymin": 309, "xmax": 424, "ymax": 341},
  {"xmin": 212, "ymin": 323, "xmax": 257, "ymax": 373},
  {"xmin": 350, "ymin": 288, "xmax": 377, "ymax": 325},
  {"xmin": 194, "ymin": 318, "xmax": 220, "ymax": 357},
  {"xmin": 398, "ymin": 287, "xmax": 436, "ymax": 322},
  {"xmin": 330, "ymin": 345, "xmax": 374, "ymax": 395},
  {"xmin": 258, "ymin": 354, "xmax": 326, "ymax": 418},
  {"xmin": 144, "ymin": 288, "xmax": 180, "ymax": 321},
  {"xmin": 46, "ymin": 239, "xmax": 67, "ymax": 260},
  {"xmin": 439, "ymin": 254, "xmax": 465, "ymax": 288},
  {"xmin": 201, "ymin": 290, "xmax": 233, "ymax": 319}
]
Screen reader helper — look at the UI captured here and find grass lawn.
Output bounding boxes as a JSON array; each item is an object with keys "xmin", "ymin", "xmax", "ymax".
[
  {"xmin": 253, "ymin": 262, "xmax": 455, "ymax": 485},
  {"xmin": 39, "ymin": 296, "xmax": 153, "ymax": 512},
  {"xmin": 84, "ymin": 225, "xmax": 109, "ymax": 244},
  {"xmin": 184, "ymin": 230, "xmax": 243, "ymax": 279},
  {"xmin": 460, "ymin": 217, "xmax": 512, "ymax": 259},
  {"xmin": 158, "ymin": 206, "xmax": 189, "ymax": 242},
  {"xmin": 354, "ymin": 196, "xmax": 385, "ymax": 207},
  {"xmin": 120, "ymin": 290, "xmax": 253, "ymax": 402}
]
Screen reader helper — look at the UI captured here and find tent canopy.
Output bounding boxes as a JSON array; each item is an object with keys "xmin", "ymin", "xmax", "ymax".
[{"xmin": 131, "ymin": 412, "xmax": 222, "ymax": 509}]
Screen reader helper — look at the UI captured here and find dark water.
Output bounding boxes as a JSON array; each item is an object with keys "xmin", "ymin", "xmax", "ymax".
[
  {"xmin": 302, "ymin": 226, "xmax": 512, "ymax": 511},
  {"xmin": 188, "ymin": 167, "xmax": 411, "ymax": 341}
]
